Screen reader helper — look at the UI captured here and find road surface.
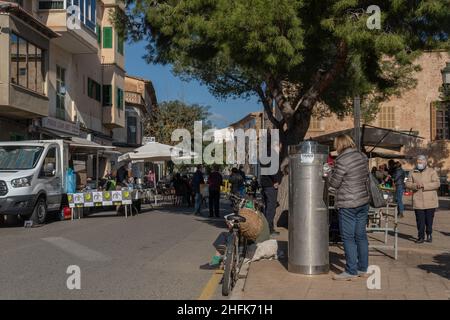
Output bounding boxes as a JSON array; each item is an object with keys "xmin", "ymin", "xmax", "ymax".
[{"xmin": 0, "ymin": 203, "xmax": 230, "ymax": 299}]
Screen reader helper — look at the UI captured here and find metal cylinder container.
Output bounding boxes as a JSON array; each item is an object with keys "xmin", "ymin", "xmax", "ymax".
[{"xmin": 288, "ymin": 140, "xmax": 329, "ymax": 274}]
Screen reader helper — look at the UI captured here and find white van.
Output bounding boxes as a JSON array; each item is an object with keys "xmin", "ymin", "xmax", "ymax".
[{"xmin": 0, "ymin": 140, "xmax": 69, "ymax": 224}]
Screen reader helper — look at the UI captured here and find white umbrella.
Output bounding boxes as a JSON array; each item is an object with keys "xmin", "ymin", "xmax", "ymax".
[{"xmin": 118, "ymin": 142, "xmax": 196, "ymax": 163}]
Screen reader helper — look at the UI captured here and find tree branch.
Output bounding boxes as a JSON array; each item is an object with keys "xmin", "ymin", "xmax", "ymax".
[
  {"xmin": 294, "ymin": 40, "xmax": 348, "ymax": 113},
  {"xmin": 255, "ymin": 85, "xmax": 281, "ymax": 128}
]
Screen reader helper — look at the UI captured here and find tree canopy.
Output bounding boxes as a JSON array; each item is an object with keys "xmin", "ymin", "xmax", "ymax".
[
  {"xmin": 116, "ymin": 0, "xmax": 450, "ymax": 214},
  {"xmin": 144, "ymin": 100, "xmax": 211, "ymax": 145},
  {"xmin": 117, "ymin": 0, "xmax": 449, "ymax": 148}
]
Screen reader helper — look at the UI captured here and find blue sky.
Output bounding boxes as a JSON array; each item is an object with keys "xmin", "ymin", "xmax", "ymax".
[{"xmin": 125, "ymin": 41, "xmax": 262, "ymax": 128}]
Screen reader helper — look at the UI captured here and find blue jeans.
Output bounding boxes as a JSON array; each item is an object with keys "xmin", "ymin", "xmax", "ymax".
[
  {"xmin": 395, "ymin": 185, "xmax": 404, "ymax": 215},
  {"xmin": 338, "ymin": 204, "xmax": 369, "ymax": 275},
  {"xmin": 194, "ymin": 193, "xmax": 202, "ymax": 214}
]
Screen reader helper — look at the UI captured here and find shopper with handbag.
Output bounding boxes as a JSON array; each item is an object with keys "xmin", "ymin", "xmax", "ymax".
[{"xmin": 327, "ymin": 134, "xmax": 370, "ymax": 281}]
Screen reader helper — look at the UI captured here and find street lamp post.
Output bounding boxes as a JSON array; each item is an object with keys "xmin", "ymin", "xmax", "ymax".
[
  {"xmin": 441, "ymin": 62, "xmax": 450, "ymax": 99},
  {"xmin": 353, "ymin": 95, "xmax": 361, "ymax": 151}
]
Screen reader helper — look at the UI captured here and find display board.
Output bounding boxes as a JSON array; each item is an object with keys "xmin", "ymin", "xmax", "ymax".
[{"xmin": 68, "ymin": 190, "xmax": 133, "ymax": 208}]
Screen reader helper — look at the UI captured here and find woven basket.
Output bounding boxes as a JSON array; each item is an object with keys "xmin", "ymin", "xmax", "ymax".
[{"xmin": 238, "ymin": 208, "xmax": 263, "ymax": 241}]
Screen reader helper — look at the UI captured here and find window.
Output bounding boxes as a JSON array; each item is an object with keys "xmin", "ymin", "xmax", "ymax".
[
  {"xmin": 38, "ymin": 1, "xmax": 64, "ymax": 9},
  {"xmin": 87, "ymin": 78, "xmax": 101, "ymax": 102},
  {"xmin": 28, "ymin": 43, "xmax": 37, "ymax": 92},
  {"xmin": 36, "ymin": 48, "xmax": 44, "ymax": 93},
  {"xmin": 10, "ymin": 133, "xmax": 25, "ymax": 141},
  {"xmin": 10, "ymin": 33, "xmax": 45, "ymax": 95},
  {"xmin": 103, "ymin": 27, "xmax": 113, "ymax": 48},
  {"xmin": 62, "ymin": 1, "xmax": 96, "ymax": 32},
  {"xmin": 96, "ymin": 24, "xmax": 101, "ymax": 45},
  {"xmin": 10, "ymin": 34, "xmax": 18, "ymax": 84},
  {"xmin": 56, "ymin": 66, "xmax": 66, "ymax": 120},
  {"xmin": 117, "ymin": 88, "xmax": 124, "ymax": 109},
  {"xmin": 18, "ymin": 37, "xmax": 27, "ymax": 87},
  {"xmin": 102, "ymin": 84, "xmax": 112, "ymax": 106},
  {"xmin": 41, "ymin": 147, "xmax": 57, "ymax": 177},
  {"xmin": 10, "ymin": 0, "xmax": 23, "ymax": 6},
  {"xmin": 435, "ymin": 103, "xmax": 450, "ymax": 140},
  {"xmin": 127, "ymin": 115, "xmax": 137, "ymax": 145},
  {"xmin": 378, "ymin": 106, "xmax": 395, "ymax": 129},
  {"xmin": 309, "ymin": 116, "xmax": 323, "ymax": 131}
]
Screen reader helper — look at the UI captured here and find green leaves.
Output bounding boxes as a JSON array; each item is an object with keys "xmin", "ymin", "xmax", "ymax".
[
  {"xmin": 118, "ymin": 0, "xmax": 450, "ymax": 140},
  {"xmin": 143, "ymin": 100, "xmax": 211, "ymax": 145}
]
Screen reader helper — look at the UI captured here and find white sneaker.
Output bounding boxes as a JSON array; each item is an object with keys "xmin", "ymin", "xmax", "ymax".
[{"xmin": 333, "ymin": 272, "xmax": 357, "ymax": 281}]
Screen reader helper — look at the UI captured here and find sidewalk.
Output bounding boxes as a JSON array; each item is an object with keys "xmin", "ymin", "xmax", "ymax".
[{"xmin": 232, "ymin": 198, "xmax": 450, "ymax": 300}]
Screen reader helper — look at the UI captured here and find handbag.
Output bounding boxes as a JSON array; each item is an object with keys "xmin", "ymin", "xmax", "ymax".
[{"xmin": 368, "ymin": 174, "xmax": 387, "ymax": 208}]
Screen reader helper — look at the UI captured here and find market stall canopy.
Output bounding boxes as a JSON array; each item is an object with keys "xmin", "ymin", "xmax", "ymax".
[
  {"xmin": 312, "ymin": 125, "xmax": 423, "ymax": 152},
  {"xmin": 66, "ymin": 137, "xmax": 116, "ymax": 154},
  {"xmin": 118, "ymin": 142, "xmax": 196, "ymax": 162}
]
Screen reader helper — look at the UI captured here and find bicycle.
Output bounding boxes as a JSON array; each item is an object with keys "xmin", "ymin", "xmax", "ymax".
[{"xmin": 222, "ymin": 194, "xmax": 248, "ymax": 296}]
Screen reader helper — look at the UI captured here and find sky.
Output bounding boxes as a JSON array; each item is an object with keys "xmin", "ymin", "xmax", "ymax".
[{"xmin": 124, "ymin": 41, "xmax": 262, "ymax": 129}]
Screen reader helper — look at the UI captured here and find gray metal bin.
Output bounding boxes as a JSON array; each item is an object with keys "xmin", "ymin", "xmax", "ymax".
[{"xmin": 288, "ymin": 141, "xmax": 329, "ymax": 274}]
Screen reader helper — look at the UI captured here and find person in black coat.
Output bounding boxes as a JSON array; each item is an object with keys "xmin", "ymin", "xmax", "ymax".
[{"xmin": 260, "ymin": 169, "xmax": 280, "ymax": 237}]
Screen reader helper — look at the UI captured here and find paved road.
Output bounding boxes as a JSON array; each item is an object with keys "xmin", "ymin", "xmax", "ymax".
[{"xmin": 0, "ymin": 203, "xmax": 230, "ymax": 299}]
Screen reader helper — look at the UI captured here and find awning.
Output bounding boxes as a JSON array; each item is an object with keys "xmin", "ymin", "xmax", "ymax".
[
  {"xmin": 118, "ymin": 142, "xmax": 196, "ymax": 163},
  {"xmin": 313, "ymin": 125, "xmax": 423, "ymax": 152},
  {"xmin": 66, "ymin": 137, "xmax": 115, "ymax": 154}
]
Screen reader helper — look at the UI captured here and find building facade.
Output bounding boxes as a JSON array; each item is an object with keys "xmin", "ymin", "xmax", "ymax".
[
  {"xmin": 0, "ymin": 1, "xmax": 157, "ymax": 178},
  {"xmin": 303, "ymin": 51, "xmax": 450, "ymax": 176},
  {"xmin": 229, "ymin": 111, "xmax": 264, "ymax": 176},
  {"xmin": 112, "ymin": 75, "xmax": 156, "ymax": 152}
]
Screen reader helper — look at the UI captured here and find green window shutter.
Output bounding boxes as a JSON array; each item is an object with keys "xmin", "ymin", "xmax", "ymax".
[
  {"xmin": 96, "ymin": 82, "xmax": 101, "ymax": 102},
  {"xmin": 117, "ymin": 88, "xmax": 123, "ymax": 109},
  {"xmin": 103, "ymin": 27, "xmax": 113, "ymax": 49},
  {"xmin": 87, "ymin": 78, "xmax": 92, "ymax": 98},
  {"xmin": 96, "ymin": 24, "xmax": 101, "ymax": 45},
  {"xmin": 103, "ymin": 85, "xmax": 112, "ymax": 106}
]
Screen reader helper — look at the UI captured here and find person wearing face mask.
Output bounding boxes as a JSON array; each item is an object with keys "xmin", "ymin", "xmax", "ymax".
[{"xmin": 405, "ymin": 155, "xmax": 440, "ymax": 243}]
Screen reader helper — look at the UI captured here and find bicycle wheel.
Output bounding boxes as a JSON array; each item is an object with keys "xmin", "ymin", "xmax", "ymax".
[{"xmin": 222, "ymin": 232, "xmax": 238, "ymax": 296}]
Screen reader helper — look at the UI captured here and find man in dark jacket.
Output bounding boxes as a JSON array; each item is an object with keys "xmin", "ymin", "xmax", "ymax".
[
  {"xmin": 192, "ymin": 165, "xmax": 204, "ymax": 215},
  {"xmin": 116, "ymin": 164, "xmax": 129, "ymax": 187},
  {"xmin": 229, "ymin": 168, "xmax": 244, "ymax": 195},
  {"xmin": 238, "ymin": 165, "xmax": 246, "ymax": 195},
  {"xmin": 388, "ymin": 160, "xmax": 406, "ymax": 218},
  {"xmin": 208, "ymin": 165, "xmax": 223, "ymax": 218},
  {"xmin": 260, "ymin": 170, "xmax": 280, "ymax": 236}
]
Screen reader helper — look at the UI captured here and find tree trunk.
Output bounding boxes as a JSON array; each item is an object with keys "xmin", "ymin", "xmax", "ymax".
[{"xmin": 274, "ymin": 112, "xmax": 311, "ymax": 228}]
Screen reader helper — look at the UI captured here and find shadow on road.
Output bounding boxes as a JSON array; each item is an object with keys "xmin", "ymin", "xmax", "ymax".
[
  {"xmin": 0, "ymin": 212, "xmax": 62, "ymax": 229},
  {"xmin": 417, "ymin": 253, "xmax": 450, "ymax": 280}
]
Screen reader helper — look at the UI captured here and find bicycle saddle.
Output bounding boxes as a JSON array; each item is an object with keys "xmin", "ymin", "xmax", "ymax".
[{"xmin": 226, "ymin": 214, "xmax": 246, "ymax": 223}]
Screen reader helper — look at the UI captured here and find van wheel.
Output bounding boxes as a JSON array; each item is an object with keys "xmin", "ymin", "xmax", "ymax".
[{"xmin": 31, "ymin": 198, "xmax": 47, "ymax": 225}]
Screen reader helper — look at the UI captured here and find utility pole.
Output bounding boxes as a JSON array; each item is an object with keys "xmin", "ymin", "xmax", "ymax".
[{"xmin": 353, "ymin": 96, "xmax": 361, "ymax": 151}]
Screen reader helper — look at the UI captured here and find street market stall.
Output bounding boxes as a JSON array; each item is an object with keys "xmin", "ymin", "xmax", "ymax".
[
  {"xmin": 118, "ymin": 141, "xmax": 197, "ymax": 206},
  {"xmin": 314, "ymin": 125, "xmax": 423, "ymax": 260}
]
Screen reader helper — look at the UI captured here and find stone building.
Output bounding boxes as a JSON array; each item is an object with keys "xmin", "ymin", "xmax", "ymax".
[
  {"xmin": 229, "ymin": 111, "xmax": 264, "ymax": 176},
  {"xmin": 304, "ymin": 51, "xmax": 450, "ymax": 177}
]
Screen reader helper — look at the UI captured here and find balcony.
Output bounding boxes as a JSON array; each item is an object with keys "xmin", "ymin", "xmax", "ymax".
[
  {"xmin": 101, "ymin": 0, "xmax": 125, "ymax": 10},
  {"xmin": 36, "ymin": 1, "xmax": 98, "ymax": 54},
  {"xmin": 125, "ymin": 91, "xmax": 151, "ymax": 114},
  {"xmin": 0, "ymin": 83, "xmax": 49, "ymax": 119},
  {"xmin": 103, "ymin": 106, "xmax": 125, "ymax": 129}
]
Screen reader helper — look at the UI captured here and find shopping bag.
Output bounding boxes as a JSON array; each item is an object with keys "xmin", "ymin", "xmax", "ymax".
[{"xmin": 368, "ymin": 174, "xmax": 387, "ymax": 208}]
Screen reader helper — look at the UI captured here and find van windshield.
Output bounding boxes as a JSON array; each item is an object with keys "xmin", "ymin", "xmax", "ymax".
[{"xmin": 0, "ymin": 146, "xmax": 44, "ymax": 170}]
